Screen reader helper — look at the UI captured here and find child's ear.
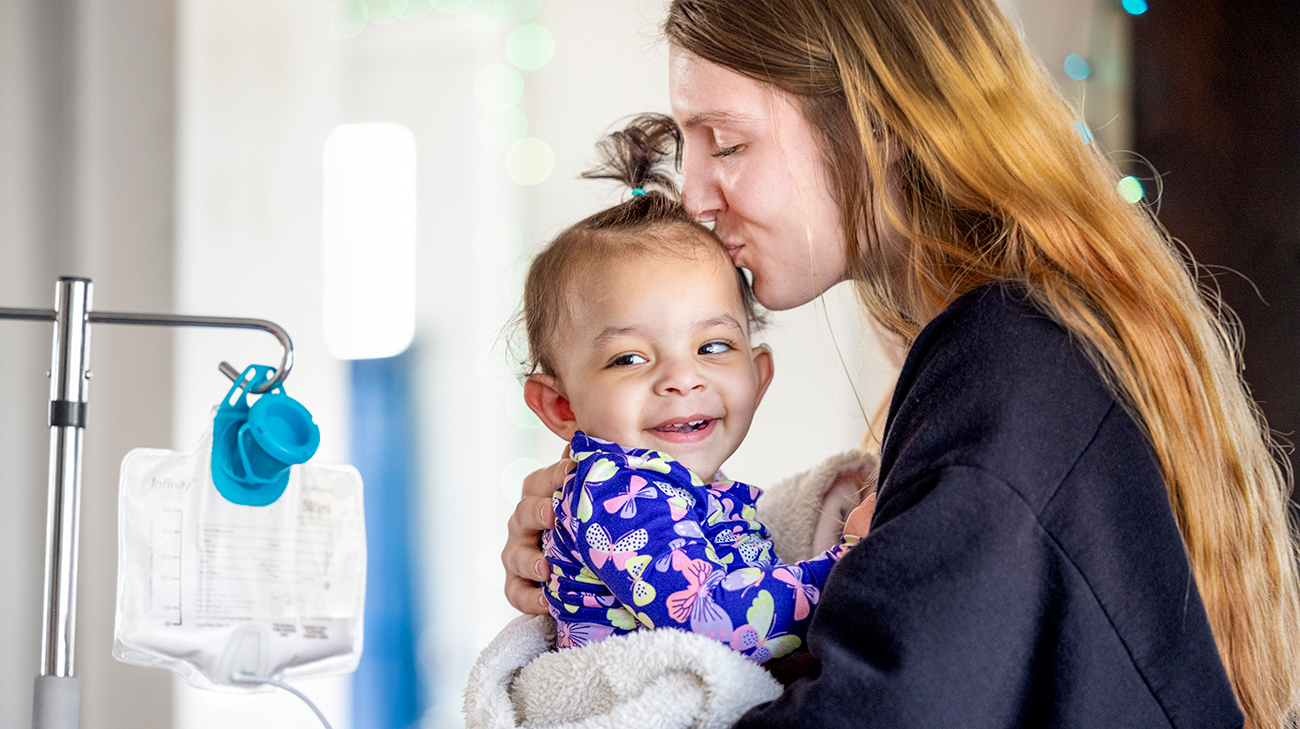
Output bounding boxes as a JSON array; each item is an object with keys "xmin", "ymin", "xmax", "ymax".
[
  {"xmin": 524, "ymin": 373, "xmax": 578, "ymax": 441},
  {"xmin": 751, "ymin": 344, "xmax": 775, "ymax": 406}
]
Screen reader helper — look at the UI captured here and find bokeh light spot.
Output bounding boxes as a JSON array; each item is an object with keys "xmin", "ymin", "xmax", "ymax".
[
  {"xmin": 364, "ymin": 0, "xmax": 405, "ymax": 24},
  {"xmin": 1064, "ymin": 54, "xmax": 1091, "ymax": 80},
  {"xmin": 330, "ymin": 0, "xmax": 368, "ymax": 39},
  {"xmin": 505, "ymin": 262, "xmax": 529, "ymax": 306},
  {"xmin": 402, "ymin": 0, "xmax": 435, "ymax": 20},
  {"xmin": 1122, "ymin": 0, "xmax": 1148, "ymax": 15},
  {"xmin": 473, "ymin": 219, "xmax": 524, "ymax": 267},
  {"xmin": 506, "ymin": 138, "xmax": 555, "ymax": 185},
  {"xmin": 507, "ymin": 397, "xmax": 543, "ymax": 430},
  {"xmin": 501, "ymin": 457, "xmax": 544, "ymax": 501},
  {"xmin": 458, "ymin": 0, "xmax": 503, "ymax": 30},
  {"xmin": 1073, "ymin": 120, "xmax": 1093, "ymax": 144},
  {"xmin": 507, "ymin": 24, "xmax": 556, "ymax": 70},
  {"xmin": 480, "ymin": 108, "xmax": 529, "ymax": 150},
  {"xmin": 475, "ymin": 65, "xmax": 525, "ymax": 110},
  {"xmin": 434, "ymin": 0, "xmax": 473, "ymax": 12},
  {"xmin": 1117, "ymin": 176, "xmax": 1144, "ymax": 204},
  {"xmin": 502, "ymin": 0, "xmax": 542, "ymax": 22}
]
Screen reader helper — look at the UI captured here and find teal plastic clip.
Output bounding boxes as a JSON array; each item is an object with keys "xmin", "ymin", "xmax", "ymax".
[{"xmin": 211, "ymin": 364, "xmax": 320, "ymax": 506}]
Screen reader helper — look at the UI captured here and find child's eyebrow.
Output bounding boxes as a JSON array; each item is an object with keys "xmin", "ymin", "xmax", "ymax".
[
  {"xmin": 591, "ymin": 325, "xmax": 642, "ymax": 350},
  {"xmin": 697, "ymin": 314, "xmax": 745, "ymax": 334}
]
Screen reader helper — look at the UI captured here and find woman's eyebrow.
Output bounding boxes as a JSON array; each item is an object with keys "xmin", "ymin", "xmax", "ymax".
[{"xmin": 678, "ymin": 110, "xmax": 758, "ymax": 130}]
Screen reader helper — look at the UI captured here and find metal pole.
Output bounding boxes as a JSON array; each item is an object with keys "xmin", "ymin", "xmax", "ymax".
[
  {"xmin": 32, "ymin": 277, "xmax": 92, "ymax": 729},
  {"xmin": 0, "ymin": 277, "xmax": 298, "ymax": 729}
]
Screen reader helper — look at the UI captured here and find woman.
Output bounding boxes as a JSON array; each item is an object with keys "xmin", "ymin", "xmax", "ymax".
[{"xmin": 502, "ymin": 0, "xmax": 1300, "ymax": 726}]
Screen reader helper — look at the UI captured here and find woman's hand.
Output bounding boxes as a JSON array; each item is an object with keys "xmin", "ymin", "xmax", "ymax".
[
  {"xmin": 502, "ymin": 454, "xmax": 571, "ymax": 614},
  {"xmin": 811, "ymin": 461, "xmax": 878, "ymax": 551},
  {"xmin": 843, "ymin": 491, "xmax": 877, "ymax": 539}
]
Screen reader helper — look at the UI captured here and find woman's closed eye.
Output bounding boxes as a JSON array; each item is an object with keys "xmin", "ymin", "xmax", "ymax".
[
  {"xmin": 711, "ymin": 144, "xmax": 741, "ymax": 158},
  {"xmin": 698, "ymin": 340, "xmax": 735, "ymax": 355},
  {"xmin": 608, "ymin": 353, "xmax": 648, "ymax": 367}
]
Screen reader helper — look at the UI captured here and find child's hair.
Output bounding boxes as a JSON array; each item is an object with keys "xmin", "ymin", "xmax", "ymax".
[{"xmin": 522, "ymin": 114, "xmax": 765, "ymax": 377}]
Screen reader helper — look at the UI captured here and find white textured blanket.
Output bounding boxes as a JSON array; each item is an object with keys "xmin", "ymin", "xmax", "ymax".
[{"xmin": 463, "ymin": 450, "xmax": 877, "ymax": 729}]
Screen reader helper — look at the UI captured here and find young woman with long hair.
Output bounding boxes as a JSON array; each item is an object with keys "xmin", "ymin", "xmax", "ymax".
[{"xmin": 503, "ymin": 1, "xmax": 1300, "ymax": 725}]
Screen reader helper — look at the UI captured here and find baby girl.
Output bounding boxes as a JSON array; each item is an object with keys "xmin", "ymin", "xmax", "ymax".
[{"xmin": 518, "ymin": 116, "xmax": 871, "ymax": 663}]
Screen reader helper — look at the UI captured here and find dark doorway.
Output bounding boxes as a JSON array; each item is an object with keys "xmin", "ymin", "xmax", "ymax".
[{"xmin": 1131, "ymin": 0, "xmax": 1300, "ymax": 501}]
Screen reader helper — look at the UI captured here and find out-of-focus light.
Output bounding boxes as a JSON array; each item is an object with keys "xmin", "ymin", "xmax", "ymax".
[
  {"xmin": 434, "ymin": 0, "xmax": 473, "ymax": 12},
  {"xmin": 501, "ymin": 458, "xmax": 543, "ymax": 501},
  {"xmin": 1117, "ymin": 175, "xmax": 1144, "ymax": 203},
  {"xmin": 458, "ymin": 0, "xmax": 503, "ymax": 30},
  {"xmin": 506, "ymin": 138, "xmax": 554, "ymax": 185},
  {"xmin": 506, "ymin": 24, "xmax": 555, "ymax": 70},
  {"xmin": 475, "ymin": 65, "xmax": 525, "ymax": 110},
  {"xmin": 506, "ymin": 396, "xmax": 543, "ymax": 430},
  {"xmin": 331, "ymin": 0, "xmax": 368, "ymax": 39},
  {"xmin": 323, "ymin": 123, "xmax": 417, "ymax": 360},
  {"xmin": 502, "ymin": 0, "xmax": 541, "ymax": 22},
  {"xmin": 480, "ymin": 108, "xmax": 528, "ymax": 150},
  {"xmin": 1073, "ymin": 120, "xmax": 1093, "ymax": 144},
  {"xmin": 1064, "ymin": 54, "xmax": 1091, "ymax": 80},
  {"xmin": 473, "ymin": 219, "xmax": 524, "ymax": 267},
  {"xmin": 402, "ymin": 0, "xmax": 435, "ymax": 21},
  {"xmin": 1122, "ymin": 0, "xmax": 1148, "ymax": 15},
  {"xmin": 365, "ymin": 0, "xmax": 406, "ymax": 24},
  {"xmin": 505, "ymin": 261, "xmax": 529, "ymax": 306}
]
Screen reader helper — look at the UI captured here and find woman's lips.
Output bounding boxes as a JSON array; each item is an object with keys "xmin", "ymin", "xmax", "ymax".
[
  {"xmin": 648, "ymin": 417, "xmax": 717, "ymax": 444},
  {"xmin": 724, "ymin": 244, "xmax": 743, "ymax": 265}
]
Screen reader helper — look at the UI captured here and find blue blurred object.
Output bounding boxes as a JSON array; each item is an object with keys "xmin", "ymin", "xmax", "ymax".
[
  {"xmin": 1064, "ymin": 54, "xmax": 1092, "ymax": 80},
  {"xmin": 211, "ymin": 364, "xmax": 320, "ymax": 506},
  {"xmin": 351, "ymin": 351, "xmax": 423, "ymax": 729},
  {"xmin": 1122, "ymin": 0, "xmax": 1148, "ymax": 16}
]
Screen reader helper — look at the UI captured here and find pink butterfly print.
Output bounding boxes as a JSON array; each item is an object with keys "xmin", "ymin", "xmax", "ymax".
[
  {"xmin": 555, "ymin": 620, "xmax": 615, "ymax": 649},
  {"xmin": 666, "ymin": 558, "xmax": 733, "ymax": 641},
  {"xmin": 654, "ymin": 481, "xmax": 697, "ymax": 520},
  {"xmin": 585, "ymin": 524, "xmax": 649, "ymax": 571},
  {"xmin": 604, "ymin": 475, "xmax": 658, "ymax": 519},
  {"xmin": 582, "ymin": 594, "xmax": 617, "ymax": 609},
  {"xmin": 654, "ymin": 538, "xmax": 691, "ymax": 572},
  {"xmin": 773, "ymin": 565, "xmax": 820, "ymax": 621}
]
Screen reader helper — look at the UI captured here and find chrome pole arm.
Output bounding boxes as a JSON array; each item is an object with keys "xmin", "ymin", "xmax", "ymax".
[{"xmin": 2, "ymin": 277, "xmax": 296, "ymax": 729}]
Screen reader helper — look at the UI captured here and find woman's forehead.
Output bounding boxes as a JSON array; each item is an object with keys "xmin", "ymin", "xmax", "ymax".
[{"xmin": 669, "ymin": 47, "xmax": 775, "ymax": 128}]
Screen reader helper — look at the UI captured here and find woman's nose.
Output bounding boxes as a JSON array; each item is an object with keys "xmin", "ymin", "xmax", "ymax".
[
  {"xmin": 655, "ymin": 357, "xmax": 707, "ymax": 396},
  {"xmin": 680, "ymin": 144, "xmax": 724, "ymax": 223}
]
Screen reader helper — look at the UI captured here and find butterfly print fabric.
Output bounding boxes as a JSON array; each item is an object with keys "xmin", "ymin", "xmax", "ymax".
[{"xmin": 544, "ymin": 431, "xmax": 857, "ymax": 662}]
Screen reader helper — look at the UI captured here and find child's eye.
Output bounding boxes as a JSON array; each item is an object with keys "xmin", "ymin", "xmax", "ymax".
[
  {"xmin": 609, "ymin": 353, "xmax": 648, "ymax": 367},
  {"xmin": 699, "ymin": 341, "xmax": 734, "ymax": 355},
  {"xmin": 711, "ymin": 144, "xmax": 741, "ymax": 159}
]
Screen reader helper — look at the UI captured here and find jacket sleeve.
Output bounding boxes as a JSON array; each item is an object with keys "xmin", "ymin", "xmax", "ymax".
[{"xmin": 736, "ymin": 466, "xmax": 1069, "ymax": 727}]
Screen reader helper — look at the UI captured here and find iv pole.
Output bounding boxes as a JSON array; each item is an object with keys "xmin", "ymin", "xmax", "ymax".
[{"xmin": 0, "ymin": 276, "xmax": 295, "ymax": 729}]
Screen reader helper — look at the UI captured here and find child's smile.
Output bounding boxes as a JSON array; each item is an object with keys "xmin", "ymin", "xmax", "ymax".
[{"xmin": 525, "ymin": 243, "xmax": 773, "ymax": 481}]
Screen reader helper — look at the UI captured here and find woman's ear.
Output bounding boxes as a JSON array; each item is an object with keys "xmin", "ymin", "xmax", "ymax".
[
  {"xmin": 751, "ymin": 344, "xmax": 775, "ymax": 406},
  {"xmin": 524, "ymin": 374, "xmax": 578, "ymax": 441}
]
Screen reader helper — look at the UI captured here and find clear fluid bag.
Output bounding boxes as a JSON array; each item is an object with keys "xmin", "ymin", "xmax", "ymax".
[{"xmin": 113, "ymin": 400, "xmax": 366, "ymax": 691}]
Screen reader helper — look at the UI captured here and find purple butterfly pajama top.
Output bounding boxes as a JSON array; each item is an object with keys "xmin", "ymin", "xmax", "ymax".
[{"xmin": 543, "ymin": 431, "xmax": 857, "ymax": 663}]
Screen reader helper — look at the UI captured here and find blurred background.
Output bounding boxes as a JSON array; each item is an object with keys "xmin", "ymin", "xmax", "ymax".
[{"xmin": 0, "ymin": 0, "xmax": 1294, "ymax": 727}]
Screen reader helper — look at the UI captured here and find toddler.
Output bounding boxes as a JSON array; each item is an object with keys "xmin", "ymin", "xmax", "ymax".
[{"xmin": 519, "ymin": 116, "xmax": 868, "ymax": 664}]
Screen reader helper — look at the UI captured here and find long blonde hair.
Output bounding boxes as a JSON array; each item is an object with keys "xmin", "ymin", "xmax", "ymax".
[{"xmin": 666, "ymin": 0, "xmax": 1300, "ymax": 725}]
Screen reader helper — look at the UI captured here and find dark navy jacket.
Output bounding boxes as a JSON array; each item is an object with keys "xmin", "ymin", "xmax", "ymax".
[{"xmin": 737, "ymin": 284, "xmax": 1242, "ymax": 728}]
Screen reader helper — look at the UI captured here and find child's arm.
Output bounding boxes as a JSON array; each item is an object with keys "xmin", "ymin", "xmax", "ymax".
[{"xmin": 565, "ymin": 450, "xmax": 857, "ymax": 663}]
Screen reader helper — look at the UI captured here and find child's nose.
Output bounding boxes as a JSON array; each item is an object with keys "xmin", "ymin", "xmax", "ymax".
[{"xmin": 654, "ymin": 357, "xmax": 706, "ymax": 396}]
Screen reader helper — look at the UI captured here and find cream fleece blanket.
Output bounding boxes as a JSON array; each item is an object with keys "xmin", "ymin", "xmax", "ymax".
[{"xmin": 464, "ymin": 450, "xmax": 877, "ymax": 729}]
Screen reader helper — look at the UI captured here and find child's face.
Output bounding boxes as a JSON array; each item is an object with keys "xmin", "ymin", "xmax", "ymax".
[{"xmin": 526, "ymin": 247, "xmax": 773, "ymax": 480}]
